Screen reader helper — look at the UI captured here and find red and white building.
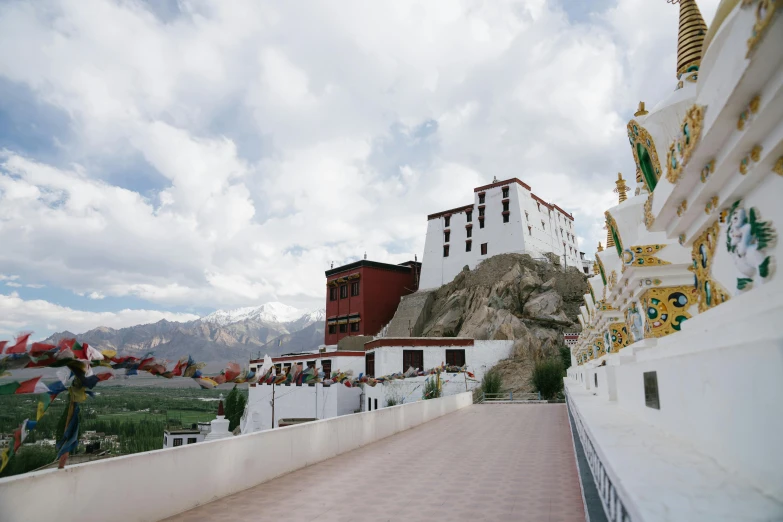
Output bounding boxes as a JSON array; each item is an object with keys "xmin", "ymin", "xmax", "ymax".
[
  {"xmin": 324, "ymin": 259, "xmax": 420, "ymax": 345},
  {"xmin": 419, "ymin": 178, "xmax": 580, "ymax": 289}
]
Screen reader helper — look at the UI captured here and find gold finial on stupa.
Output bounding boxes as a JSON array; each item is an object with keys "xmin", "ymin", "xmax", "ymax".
[
  {"xmin": 634, "ymin": 101, "xmax": 648, "ymax": 117},
  {"xmin": 614, "ymin": 173, "xmax": 628, "ymax": 203},
  {"xmin": 597, "ymin": 242, "xmax": 603, "ymax": 252},
  {"xmin": 593, "ymin": 262, "xmax": 600, "ymax": 275},
  {"xmin": 671, "ymin": 0, "xmax": 707, "ymax": 79}
]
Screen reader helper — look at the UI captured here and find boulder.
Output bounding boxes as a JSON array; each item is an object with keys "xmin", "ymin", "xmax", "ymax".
[{"xmin": 523, "ymin": 289, "xmax": 570, "ymax": 323}]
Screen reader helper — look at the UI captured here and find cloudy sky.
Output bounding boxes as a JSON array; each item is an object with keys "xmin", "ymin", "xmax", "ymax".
[{"xmin": 0, "ymin": 0, "xmax": 719, "ymax": 338}]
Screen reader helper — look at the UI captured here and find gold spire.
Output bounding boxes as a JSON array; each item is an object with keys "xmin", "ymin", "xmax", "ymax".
[
  {"xmin": 597, "ymin": 242, "xmax": 603, "ymax": 252},
  {"xmin": 593, "ymin": 261, "xmax": 600, "ymax": 275},
  {"xmin": 674, "ymin": 0, "xmax": 707, "ymax": 78},
  {"xmin": 614, "ymin": 173, "xmax": 628, "ymax": 203},
  {"xmin": 634, "ymin": 101, "xmax": 648, "ymax": 117}
]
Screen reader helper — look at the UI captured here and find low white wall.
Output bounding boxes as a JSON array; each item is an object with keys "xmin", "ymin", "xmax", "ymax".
[{"xmin": 0, "ymin": 392, "xmax": 474, "ymax": 522}]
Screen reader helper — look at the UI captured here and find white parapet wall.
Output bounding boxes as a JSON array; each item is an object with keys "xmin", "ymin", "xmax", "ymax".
[{"xmin": 0, "ymin": 392, "xmax": 474, "ymax": 522}]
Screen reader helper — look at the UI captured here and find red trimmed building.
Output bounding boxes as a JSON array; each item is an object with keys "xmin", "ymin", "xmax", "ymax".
[{"xmin": 323, "ymin": 259, "xmax": 421, "ymax": 345}]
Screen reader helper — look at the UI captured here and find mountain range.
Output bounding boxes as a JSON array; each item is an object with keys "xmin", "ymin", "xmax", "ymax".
[{"xmin": 43, "ymin": 303, "xmax": 326, "ymax": 363}]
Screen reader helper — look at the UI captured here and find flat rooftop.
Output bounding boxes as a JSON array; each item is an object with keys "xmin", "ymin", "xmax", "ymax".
[{"xmin": 164, "ymin": 404, "xmax": 584, "ymax": 522}]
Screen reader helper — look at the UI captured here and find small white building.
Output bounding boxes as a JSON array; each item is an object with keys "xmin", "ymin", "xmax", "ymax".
[
  {"xmin": 163, "ymin": 427, "xmax": 206, "ymax": 449},
  {"xmin": 363, "ymin": 338, "xmax": 515, "ymax": 408},
  {"xmin": 419, "ymin": 177, "xmax": 580, "ymax": 289}
]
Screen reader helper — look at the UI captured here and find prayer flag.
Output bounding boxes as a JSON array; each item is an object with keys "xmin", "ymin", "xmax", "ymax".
[{"xmin": 6, "ymin": 333, "xmax": 31, "ymax": 354}]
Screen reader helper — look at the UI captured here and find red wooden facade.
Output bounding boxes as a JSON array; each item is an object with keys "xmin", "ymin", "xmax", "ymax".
[{"xmin": 324, "ymin": 259, "xmax": 420, "ymax": 345}]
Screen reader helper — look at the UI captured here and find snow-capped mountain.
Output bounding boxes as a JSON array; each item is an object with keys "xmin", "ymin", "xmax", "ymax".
[{"xmin": 201, "ymin": 302, "xmax": 308, "ymax": 326}]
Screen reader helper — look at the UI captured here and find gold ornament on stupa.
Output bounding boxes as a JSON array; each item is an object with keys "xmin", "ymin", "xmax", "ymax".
[
  {"xmin": 614, "ymin": 173, "xmax": 629, "ymax": 203},
  {"xmin": 597, "ymin": 242, "xmax": 604, "ymax": 252},
  {"xmin": 634, "ymin": 101, "xmax": 648, "ymax": 117}
]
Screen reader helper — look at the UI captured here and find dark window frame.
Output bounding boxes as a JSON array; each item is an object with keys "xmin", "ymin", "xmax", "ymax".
[
  {"xmin": 339, "ymin": 323, "xmax": 347, "ymax": 333},
  {"xmin": 329, "ymin": 287, "xmax": 338, "ymax": 301},
  {"xmin": 350, "ymin": 322, "xmax": 360, "ymax": 332},
  {"xmin": 503, "ymin": 214, "xmax": 510, "ymax": 223},
  {"xmin": 502, "ymin": 201, "xmax": 509, "ymax": 212},
  {"xmin": 443, "ymin": 245, "xmax": 449, "ymax": 257},
  {"xmin": 366, "ymin": 352, "xmax": 375, "ymax": 377},
  {"xmin": 478, "ymin": 193, "xmax": 485, "ymax": 204},
  {"xmin": 173, "ymin": 438, "xmax": 183, "ymax": 447},
  {"xmin": 466, "ymin": 241, "xmax": 472, "ymax": 252},
  {"xmin": 403, "ymin": 349, "xmax": 424, "ymax": 372},
  {"xmin": 351, "ymin": 281, "xmax": 360, "ymax": 296},
  {"xmin": 444, "ymin": 216, "xmax": 450, "ymax": 227},
  {"xmin": 328, "ymin": 324, "xmax": 336, "ymax": 334},
  {"xmin": 445, "ymin": 349, "xmax": 466, "ymax": 367},
  {"xmin": 466, "ymin": 227, "xmax": 472, "ymax": 238},
  {"xmin": 340, "ymin": 284, "xmax": 348, "ymax": 299},
  {"xmin": 187, "ymin": 437, "xmax": 197, "ymax": 444},
  {"xmin": 502, "ymin": 187, "xmax": 509, "ymax": 198},
  {"xmin": 444, "ymin": 230, "xmax": 450, "ymax": 243},
  {"xmin": 481, "ymin": 243, "xmax": 488, "ymax": 255},
  {"xmin": 466, "ymin": 211, "xmax": 472, "ymax": 222}
]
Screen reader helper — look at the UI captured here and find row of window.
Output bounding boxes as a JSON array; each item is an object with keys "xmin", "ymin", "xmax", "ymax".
[
  {"xmin": 327, "ymin": 322, "xmax": 360, "ymax": 334},
  {"xmin": 329, "ymin": 281, "xmax": 360, "ymax": 301},
  {"xmin": 167, "ymin": 436, "xmax": 197, "ymax": 447},
  {"xmin": 444, "ymin": 242, "xmax": 487, "ymax": 257},
  {"xmin": 271, "ymin": 360, "xmax": 335, "ymax": 379},
  {"xmin": 364, "ymin": 349, "xmax": 465, "ymax": 377}
]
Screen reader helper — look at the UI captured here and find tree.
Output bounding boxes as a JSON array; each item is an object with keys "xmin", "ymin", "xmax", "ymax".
[
  {"xmin": 531, "ymin": 358, "xmax": 564, "ymax": 400},
  {"xmin": 559, "ymin": 345, "xmax": 572, "ymax": 372},
  {"xmin": 224, "ymin": 386, "xmax": 245, "ymax": 431}
]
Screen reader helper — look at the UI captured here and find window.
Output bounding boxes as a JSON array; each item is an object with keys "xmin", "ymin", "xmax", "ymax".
[
  {"xmin": 443, "ymin": 245, "xmax": 449, "ymax": 257},
  {"xmin": 503, "ymin": 214, "xmax": 509, "ymax": 223},
  {"xmin": 274, "ymin": 363, "xmax": 282, "ymax": 374},
  {"xmin": 478, "ymin": 207, "xmax": 484, "ymax": 217},
  {"xmin": 502, "ymin": 201, "xmax": 509, "ymax": 212},
  {"xmin": 351, "ymin": 281, "xmax": 360, "ymax": 296},
  {"xmin": 188, "ymin": 437, "xmax": 197, "ymax": 444},
  {"xmin": 525, "ymin": 211, "xmax": 529, "ymax": 220},
  {"xmin": 329, "ymin": 287, "xmax": 337, "ymax": 301},
  {"xmin": 368, "ymin": 397, "xmax": 372, "ymax": 411},
  {"xmin": 173, "ymin": 438, "xmax": 183, "ymax": 447},
  {"xmin": 403, "ymin": 350, "xmax": 424, "ymax": 372},
  {"xmin": 322, "ymin": 360, "xmax": 332, "ymax": 378},
  {"xmin": 340, "ymin": 285, "xmax": 348, "ymax": 299},
  {"xmin": 537, "ymin": 202, "xmax": 541, "ymax": 211},
  {"xmin": 502, "ymin": 187, "xmax": 509, "ymax": 198},
  {"xmin": 444, "ymin": 216, "xmax": 450, "ymax": 227},
  {"xmin": 328, "ymin": 324, "xmax": 336, "ymax": 334},
  {"xmin": 307, "ymin": 361, "xmax": 316, "ymax": 370},
  {"xmin": 541, "ymin": 221, "xmax": 545, "ymax": 230},
  {"xmin": 466, "ymin": 241, "xmax": 472, "ymax": 252},
  {"xmin": 445, "ymin": 349, "xmax": 466, "ymax": 367},
  {"xmin": 444, "ymin": 230, "xmax": 450, "ymax": 243},
  {"xmin": 644, "ymin": 371, "xmax": 660, "ymax": 409},
  {"xmin": 164, "ymin": 436, "xmax": 168, "ymax": 445},
  {"xmin": 478, "ymin": 193, "xmax": 485, "ymax": 204},
  {"xmin": 374, "ymin": 399, "xmax": 378, "ymax": 410},
  {"xmin": 560, "ymin": 227, "xmax": 563, "ymax": 236},
  {"xmin": 528, "ymin": 225, "xmax": 532, "ymax": 235},
  {"xmin": 479, "ymin": 220, "xmax": 485, "ymax": 229},
  {"xmin": 366, "ymin": 353, "xmax": 375, "ymax": 377},
  {"xmin": 350, "ymin": 322, "xmax": 360, "ymax": 332},
  {"xmin": 284, "ymin": 363, "xmax": 292, "ymax": 374},
  {"xmin": 481, "ymin": 243, "xmax": 488, "ymax": 255},
  {"xmin": 466, "ymin": 211, "xmax": 472, "ymax": 222},
  {"xmin": 466, "ymin": 227, "xmax": 472, "ymax": 238},
  {"xmin": 339, "ymin": 323, "xmax": 347, "ymax": 333}
]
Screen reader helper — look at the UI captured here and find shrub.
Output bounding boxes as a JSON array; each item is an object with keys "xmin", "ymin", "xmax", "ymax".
[
  {"xmin": 559, "ymin": 345, "xmax": 572, "ymax": 371},
  {"xmin": 385, "ymin": 394, "xmax": 401, "ymax": 407},
  {"xmin": 481, "ymin": 369, "xmax": 502, "ymax": 396},
  {"xmin": 422, "ymin": 375, "xmax": 441, "ymax": 400},
  {"xmin": 531, "ymin": 358, "xmax": 565, "ymax": 400}
]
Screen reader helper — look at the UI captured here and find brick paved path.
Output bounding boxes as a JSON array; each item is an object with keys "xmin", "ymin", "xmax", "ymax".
[{"xmin": 165, "ymin": 404, "xmax": 585, "ymax": 522}]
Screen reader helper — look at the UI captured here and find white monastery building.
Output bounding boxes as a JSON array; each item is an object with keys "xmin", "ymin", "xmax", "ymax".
[{"xmin": 419, "ymin": 177, "xmax": 580, "ymax": 289}]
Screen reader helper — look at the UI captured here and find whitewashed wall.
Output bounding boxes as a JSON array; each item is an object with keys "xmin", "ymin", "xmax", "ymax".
[
  {"xmin": 0, "ymin": 394, "xmax": 474, "ymax": 522},
  {"xmin": 369, "ymin": 340, "xmax": 514, "ymax": 380},
  {"xmin": 243, "ymin": 383, "xmax": 362, "ymax": 433}
]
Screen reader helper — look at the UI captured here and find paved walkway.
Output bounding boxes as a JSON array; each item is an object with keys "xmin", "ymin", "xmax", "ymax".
[{"xmin": 165, "ymin": 404, "xmax": 585, "ymax": 522}]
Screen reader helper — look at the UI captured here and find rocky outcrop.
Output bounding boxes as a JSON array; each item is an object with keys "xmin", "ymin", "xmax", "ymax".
[{"xmin": 407, "ymin": 254, "xmax": 588, "ymax": 391}]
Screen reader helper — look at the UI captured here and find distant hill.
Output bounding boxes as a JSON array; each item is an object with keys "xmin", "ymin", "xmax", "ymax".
[{"xmin": 43, "ymin": 303, "xmax": 325, "ymax": 363}]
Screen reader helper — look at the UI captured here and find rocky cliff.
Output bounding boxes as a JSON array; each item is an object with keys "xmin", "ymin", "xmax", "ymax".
[{"xmin": 410, "ymin": 253, "xmax": 588, "ymax": 392}]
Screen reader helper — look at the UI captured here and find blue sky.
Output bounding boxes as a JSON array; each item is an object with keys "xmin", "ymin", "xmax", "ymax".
[{"xmin": 0, "ymin": 0, "xmax": 719, "ymax": 339}]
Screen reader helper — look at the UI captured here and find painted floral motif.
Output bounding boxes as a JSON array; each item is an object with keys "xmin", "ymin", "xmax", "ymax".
[
  {"xmin": 641, "ymin": 287, "xmax": 695, "ymax": 338},
  {"xmin": 626, "ymin": 302, "xmax": 644, "ymax": 342},
  {"xmin": 593, "ymin": 339, "xmax": 605, "ymax": 358},
  {"xmin": 603, "ymin": 331, "xmax": 612, "ymax": 354},
  {"xmin": 644, "ymin": 193, "xmax": 655, "ymax": 230},
  {"xmin": 609, "ymin": 322, "xmax": 630, "ymax": 352},
  {"xmin": 666, "ymin": 105, "xmax": 705, "ymax": 184},
  {"xmin": 747, "ymin": 0, "xmax": 778, "ymax": 57},
  {"xmin": 690, "ymin": 220, "xmax": 731, "ymax": 312},
  {"xmin": 622, "ymin": 244, "xmax": 671, "ymax": 269},
  {"xmin": 726, "ymin": 200, "xmax": 777, "ymax": 292}
]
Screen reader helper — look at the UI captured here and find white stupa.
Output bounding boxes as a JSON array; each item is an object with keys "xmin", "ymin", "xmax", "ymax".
[{"xmin": 203, "ymin": 394, "xmax": 232, "ymax": 442}]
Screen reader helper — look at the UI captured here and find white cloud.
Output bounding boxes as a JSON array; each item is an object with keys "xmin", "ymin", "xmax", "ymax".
[
  {"xmin": 0, "ymin": 292, "xmax": 199, "ymax": 338},
  {"xmin": 0, "ymin": 0, "xmax": 722, "ymax": 330}
]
